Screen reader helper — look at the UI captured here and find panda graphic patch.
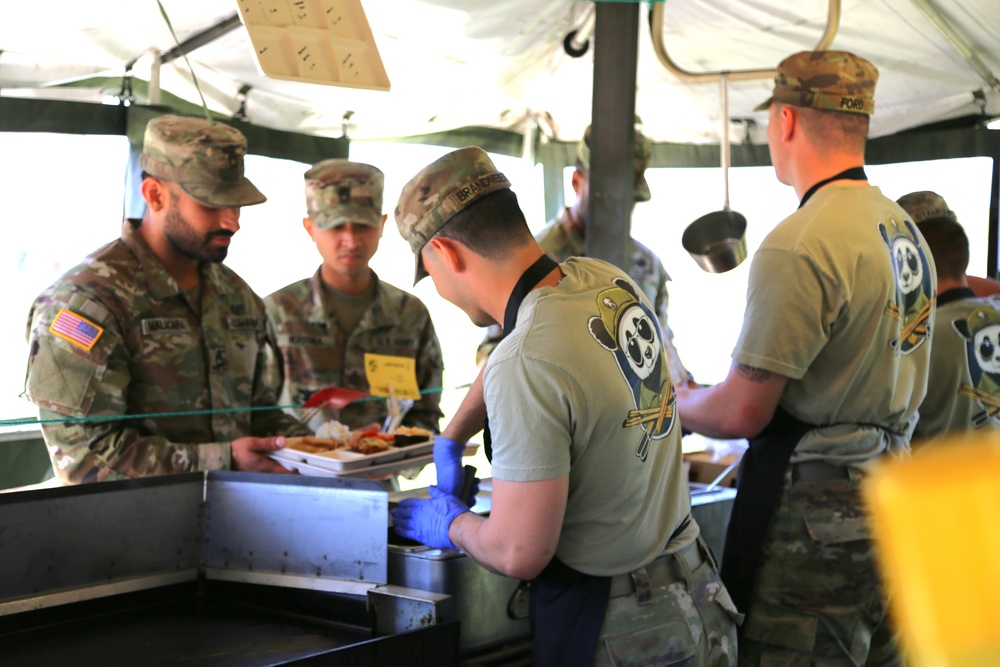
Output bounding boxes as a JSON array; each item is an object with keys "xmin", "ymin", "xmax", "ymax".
[
  {"xmin": 879, "ymin": 217, "xmax": 934, "ymax": 354},
  {"xmin": 588, "ymin": 277, "xmax": 674, "ymax": 462},
  {"xmin": 953, "ymin": 305, "xmax": 1000, "ymax": 428}
]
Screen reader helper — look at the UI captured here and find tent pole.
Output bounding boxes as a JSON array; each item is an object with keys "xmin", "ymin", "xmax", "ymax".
[{"xmin": 586, "ymin": 1, "xmax": 639, "ymax": 273}]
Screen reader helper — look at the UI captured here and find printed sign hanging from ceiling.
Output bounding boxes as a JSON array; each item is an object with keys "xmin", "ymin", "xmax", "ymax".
[{"xmin": 236, "ymin": 0, "xmax": 390, "ymax": 91}]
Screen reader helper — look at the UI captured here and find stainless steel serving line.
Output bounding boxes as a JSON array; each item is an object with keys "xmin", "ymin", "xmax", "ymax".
[
  {"xmin": 0, "ymin": 471, "xmax": 736, "ymax": 666},
  {"xmin": 0, "ymin": 472, "xmax": 462, "ymax": 666}
]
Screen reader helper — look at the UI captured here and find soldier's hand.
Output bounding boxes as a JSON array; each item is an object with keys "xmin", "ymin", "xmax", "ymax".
[{"xmin": 231, "ymin": 436, "xmax": 295, "ymax": 474}]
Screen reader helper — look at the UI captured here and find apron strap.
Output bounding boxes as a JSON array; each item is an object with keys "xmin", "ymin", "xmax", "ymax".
[{"xmin": 483, "ymin": 254, "xmax": 560, "ymax": 462}]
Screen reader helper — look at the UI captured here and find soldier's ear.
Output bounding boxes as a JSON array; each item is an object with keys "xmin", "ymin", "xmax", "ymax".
[{"xmin": 140, "ymin": 177, "xmax": 167, "ymax": 211}]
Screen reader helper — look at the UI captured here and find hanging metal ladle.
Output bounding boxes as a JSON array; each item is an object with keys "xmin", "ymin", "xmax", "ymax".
[{"xmin": 682, "ymin": 74, "xmax": 748, "ymax": 273}]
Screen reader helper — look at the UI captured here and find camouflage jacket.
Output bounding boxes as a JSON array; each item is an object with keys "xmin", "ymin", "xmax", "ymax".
[
  {"xmin": 264, "ymin": 269, "xmax": 444, "ymax": 433},
  {"xmin": 23, "ymin": 220, "xmax": 311, "ymax": 484}
]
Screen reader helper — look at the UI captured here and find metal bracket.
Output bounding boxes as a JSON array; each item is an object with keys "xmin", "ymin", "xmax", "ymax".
[
  {"xmin": 649, "ymin": 0, "xmax": 841, "ymax": 84},
  {"xmin": 368, "ymin": 585, "xmax": 455, "ymax": 636}
]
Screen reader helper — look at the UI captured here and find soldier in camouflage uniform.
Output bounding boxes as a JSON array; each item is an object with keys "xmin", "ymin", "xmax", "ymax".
[
  {"xmin": 23, "ymin": 114, "xmax": 311, "ymax": 485},
  {"xmin": 478, "ymin": 124, "xmax": 693, "ymax": 384},
  {"xmin": 264, "ymin": 160, "xmax": 443, "ymax": 433},
  {"xmin": 676, "ymin": 51, "xmax": 934, "ymax": 665}
]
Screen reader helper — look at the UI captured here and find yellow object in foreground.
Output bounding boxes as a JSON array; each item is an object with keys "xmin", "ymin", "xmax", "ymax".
[{"xmin": 862, "ymin": 434, "xmax": 1000, "ymax": 667}]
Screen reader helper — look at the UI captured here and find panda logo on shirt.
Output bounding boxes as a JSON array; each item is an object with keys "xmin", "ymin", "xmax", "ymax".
[
  {"xmin": 588, "ymin": 277, "xmax": 674, "ymax": 462},
  {"xmin": 879, "ymin": 217, "xmax": 934, "ymax": 354},
  {"xmin": 953, "ymin": 305, "xmax": 1000, "ymax": 428}
]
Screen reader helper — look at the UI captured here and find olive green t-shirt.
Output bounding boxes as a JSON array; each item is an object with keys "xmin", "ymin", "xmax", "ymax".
[
  {"xmin": 734, "ymin": 185, "xmax": 936, "ymax": 463},
  {"xmin": 914, "ymin": 292, "xmax": 1000, "ymax": 441},
  {"xmin": 487, "ymin": 258, "xmax": 696, "ymax": 576}
]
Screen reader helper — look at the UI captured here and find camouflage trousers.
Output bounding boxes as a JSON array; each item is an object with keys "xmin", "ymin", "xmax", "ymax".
[
  {"xmin": 594, "ymin": 537, "xmax": 740, "ymax": 667},
  {"xmin": 739, "ymin": 471, "xmax": 904, "ymax": 666}
]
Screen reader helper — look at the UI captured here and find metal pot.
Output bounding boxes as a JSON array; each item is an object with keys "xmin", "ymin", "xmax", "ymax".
[
  {"xmin": 682, "ymin": 209, "xmax": 747, "ymax": 273},
  {"xmin": 682, "ymin": 74, "xmax": 748, "ymax": 274}
]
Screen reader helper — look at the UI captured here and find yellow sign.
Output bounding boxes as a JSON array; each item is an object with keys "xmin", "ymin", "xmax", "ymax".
[{"xmin": 363, "ymin": 353, "xmax": 420, "ymax": 400}]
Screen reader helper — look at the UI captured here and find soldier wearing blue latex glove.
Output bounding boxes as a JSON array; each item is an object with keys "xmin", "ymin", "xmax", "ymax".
[
  {"xmin": 393, "ymin": 147, "xmax": 737, "ymax": 667},
  {"xmin": 392, "ymin": 486, "xmax": 470, "ymax": 550},
  {"xmin": 432, "ymin": 435, "xmax": 465, "ymax": 496}
]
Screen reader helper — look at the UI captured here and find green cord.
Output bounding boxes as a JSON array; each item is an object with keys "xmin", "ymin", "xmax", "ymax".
[
  {"xmin": 156, "ymin": 0, "xmax": 213, "ymax": 125},
  {"xmin": 0, "ymin": 384, "xmax": 470, "ymax": 429}
]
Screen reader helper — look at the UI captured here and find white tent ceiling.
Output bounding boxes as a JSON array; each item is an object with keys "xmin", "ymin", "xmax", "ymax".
[{"xmin": 2, "ymin": 0, "xmax": 999, "ymax": 147}]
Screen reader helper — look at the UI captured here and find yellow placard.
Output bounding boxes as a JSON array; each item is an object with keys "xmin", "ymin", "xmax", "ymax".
[{"xmin": 363, "ymin": 353, "xmax": 421, "ymax": 400}]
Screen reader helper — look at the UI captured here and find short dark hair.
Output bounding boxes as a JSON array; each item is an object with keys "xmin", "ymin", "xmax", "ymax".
[
  {"xmin": 917, "ymin": 218, "xmax": 969, "ymax": 282},
  {"xmin": 779, "ymin": 103, "xmax": 869, "ymax": 152},
  {"xmin": 434, "ymin": 189, "xmax": 534, "ymax": 259}
]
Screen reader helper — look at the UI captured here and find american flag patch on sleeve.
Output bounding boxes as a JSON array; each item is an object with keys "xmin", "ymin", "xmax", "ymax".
[{"xmin": 50, "ymin": 308, "xmax": 104, "ymax": 351}]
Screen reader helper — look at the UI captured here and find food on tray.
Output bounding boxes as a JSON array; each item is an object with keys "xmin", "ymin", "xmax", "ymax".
[
  {"xmin": 352, "ymin": 428, "xmax": 395, "ymax": 443},
  {"xmin": 356, "ymin": 437, "xmax": 390, "ymax": 455},
  {"xmin": 314, "ymin": 419, "xmax": 352, "ymax": 443},
  {"xmin": 287, "ymin": 420, "xmax": 402, "ymax": 456},
  {"xmin": 393, "ymin": 426, "xmax": 434, "ymax": 447},
  {"xmin": 286, "ymin": 436, "xmax": 344, "ymax": 453}
]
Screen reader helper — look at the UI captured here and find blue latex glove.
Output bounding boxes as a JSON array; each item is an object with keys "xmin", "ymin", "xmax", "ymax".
[
  {"xmin": 391, "ymin": 486, "xmax": 470, "ymax": 550},
  {"xmin": 433, "ymin": 435, "xmax": 466, "ymax": 497}
]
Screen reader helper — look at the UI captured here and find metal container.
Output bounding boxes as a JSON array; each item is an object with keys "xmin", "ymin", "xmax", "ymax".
[
  {"xmin": 684, "ymin": 73, "xmax": 748, "ymax": 274},
  {"xmin": 385, "ymin": 543, "xmax": 530, "ymax": 654},
  {"xmin": 682, "ymin": 210, "xmax": 748, "ymax": 274}
]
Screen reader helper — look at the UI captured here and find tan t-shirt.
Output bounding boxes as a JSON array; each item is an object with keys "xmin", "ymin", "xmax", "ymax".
[
  {"xmin": 734, "ymin": 185, "xmax": 936, "ymax": 463},
  {"xmin": 914, "ymin": 292, "xmax": 1000, "ymax": 441},
  {"xmin": 487, "ymin": 258, "xmax": 695, "ymax": 576}
]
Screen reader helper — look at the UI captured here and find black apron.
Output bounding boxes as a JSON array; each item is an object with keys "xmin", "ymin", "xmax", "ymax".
[
  {"xmin": 719, "ymin": 405, "xmax": 815, "ymax": 613},
  {"xmin": 530, "ymin": 516, "xmax": 692, "ymax": 667},
  {"xmin": 720, "ymin": 166, "xmax": 868, "ymax": 614}
]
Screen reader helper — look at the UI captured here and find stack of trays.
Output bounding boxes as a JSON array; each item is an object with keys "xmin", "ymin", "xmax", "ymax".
[{"xmin": 269, "ymin": 438, "xmax": 434, "ymax": 479}]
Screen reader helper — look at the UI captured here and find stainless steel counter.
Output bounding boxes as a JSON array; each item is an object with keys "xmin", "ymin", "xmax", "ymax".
[
  {"xmin": 0, "ymin": 472, "xmax": 737, "ymax": 664},
  {"xmin": 0, "ymin": 472, "xmax": 459, "ymax": 665}
]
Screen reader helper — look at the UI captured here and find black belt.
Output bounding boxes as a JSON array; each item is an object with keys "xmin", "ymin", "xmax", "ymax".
[
  {"xmin": 608, "ymin": 539, "xmax": 705, "ymax": 599},
  {"xmin": 791, "ymin": 460, "xmax": 852, "ymax": 482}
]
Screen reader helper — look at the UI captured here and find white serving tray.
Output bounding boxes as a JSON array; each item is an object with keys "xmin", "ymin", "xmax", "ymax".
[
  {"xmin": 270, "ymin": 438, "xmax": 433, "ymax": 472},
  {"xmin": 276, "ymin": 453, "xmax": 434, "ymax": 481}
]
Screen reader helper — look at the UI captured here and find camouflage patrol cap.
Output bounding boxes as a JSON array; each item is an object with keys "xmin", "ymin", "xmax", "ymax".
[
  {"xmin": 304, "ymin": 159, "xmax": 384, "ymax": 230},
  {"xmin": 577, "ymin": 124, "xmax": 652, "ymax": 202},
  {"xmin": 394, "ymin": 147, "xmax": 510, "ymax": 284},
  {"xmin": 896, "ymin": 190, "xmax": 957, "ymax": 224},
  {"xmin": 140, "ymin": 115, "xmax": 265, "ymax": 208},
  {"xmin": 755, "ymin": 50, "xmax": 879, "ymax": 115}
]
